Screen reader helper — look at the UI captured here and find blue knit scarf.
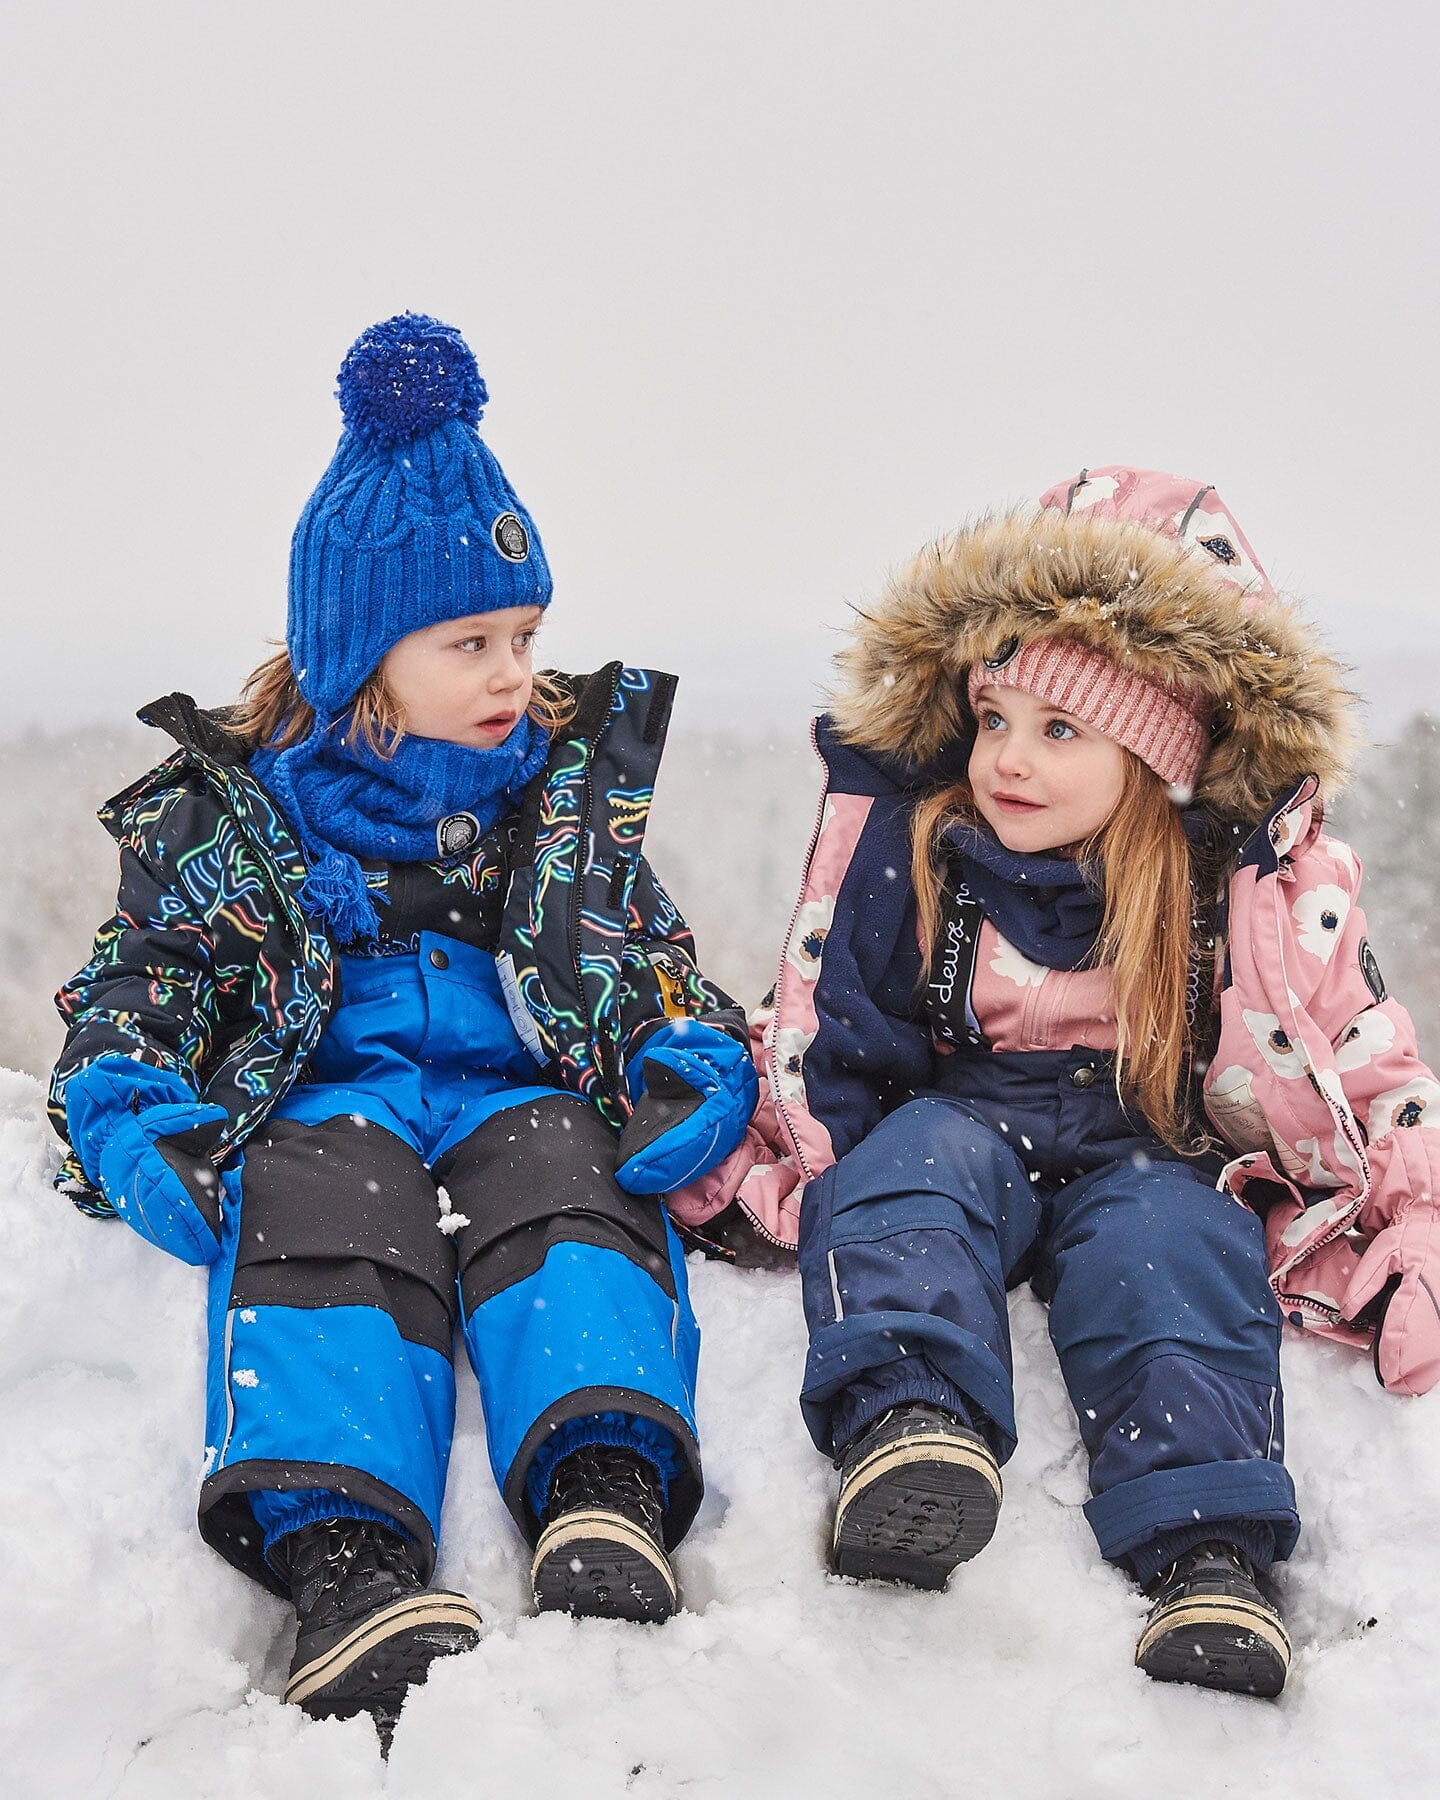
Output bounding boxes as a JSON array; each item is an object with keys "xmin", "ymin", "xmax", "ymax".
[
  {"xmin": 251, "ymin": 716, "xmax": 548, "ymax": 945},
  {"xmin": 945, "ymin": 822, "xmax": 1104, "ymax": 972}
]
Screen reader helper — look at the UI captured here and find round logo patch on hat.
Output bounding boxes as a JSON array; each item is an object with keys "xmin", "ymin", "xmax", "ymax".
[
  {"xmin": 982, "ymin": 637, "xmax": 1020, "ymax": 671},
  {"xmin": 437, "ymin": 811, "xmax": 482, "ymax": 858},
  {"xmin": 491, "ymin": 512, "xmax": 530, "ymax": 563}
]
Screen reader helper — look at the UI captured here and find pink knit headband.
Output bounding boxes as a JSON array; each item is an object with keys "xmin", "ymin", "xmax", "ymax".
[{"xmin": 967, "ymin": 639, "xmax": 1209, "ymax": 793}]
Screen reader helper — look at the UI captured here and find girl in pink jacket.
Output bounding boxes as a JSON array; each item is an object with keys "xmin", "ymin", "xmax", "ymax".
[{"xmin": 677, "ymin": 466, "xmax": 1440, "ymax": 1698}]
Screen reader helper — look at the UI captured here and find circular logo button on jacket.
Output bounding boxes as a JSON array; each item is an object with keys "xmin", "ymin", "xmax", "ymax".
[{"xmin": 437, "ymin": 811, "xmax": 481, "ymax": 858}]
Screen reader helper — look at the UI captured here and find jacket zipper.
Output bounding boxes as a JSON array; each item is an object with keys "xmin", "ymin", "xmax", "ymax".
[
  {"xmin": 766, "ymin": 718, "xmax": 831, "ymax": 1182},
  {"xmin": 737, "ymin": 1202, "xmax": 793, "ymax": 1250},
  {"xmin": 571, "ymin": 667, "xmax": 625, "ymax": 1105}
]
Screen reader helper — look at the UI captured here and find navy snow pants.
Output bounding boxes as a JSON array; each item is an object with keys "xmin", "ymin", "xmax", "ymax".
[
  {"xmin": 196, "ymin": 935, "xmax": 702, "ymax": 1595},
  {"xmin": 798, "ymin": 1051, "xmax": 1299, "ymax": 1572}
]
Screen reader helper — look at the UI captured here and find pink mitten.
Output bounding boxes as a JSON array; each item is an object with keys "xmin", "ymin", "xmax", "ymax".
[{"xmin": 1342, "ymin": 1209, "xmax": 1440, "ymax": 1397}]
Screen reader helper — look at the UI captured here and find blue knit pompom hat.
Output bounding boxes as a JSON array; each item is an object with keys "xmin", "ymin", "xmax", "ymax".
[{"xmin": 287, "ymin": 312, "xmax": 552, "ymax": 718}]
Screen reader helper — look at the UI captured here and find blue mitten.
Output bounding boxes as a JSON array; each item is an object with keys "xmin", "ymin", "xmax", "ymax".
[
  {"xmin": 64, "ymin": 1055, "xmax": 229, "ymax": 1265},
  {"xmin": 615, "ymin": 1021, "xmax": 759, "ymax": 1196}
]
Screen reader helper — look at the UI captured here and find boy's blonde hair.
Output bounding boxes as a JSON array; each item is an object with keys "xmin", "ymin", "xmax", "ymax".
[
  {"xmin": 229, "ymin": 647, "xmax": 576, "ymax": 757},
  {"xmin": 910, "ymin": 751, "xmax": 1215, "ymax": 1153}
]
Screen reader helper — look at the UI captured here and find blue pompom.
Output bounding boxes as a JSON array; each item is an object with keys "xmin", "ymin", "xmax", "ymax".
[{"xmin": 336, "ymin": 312, "xmax": 488, "ymax": 448}]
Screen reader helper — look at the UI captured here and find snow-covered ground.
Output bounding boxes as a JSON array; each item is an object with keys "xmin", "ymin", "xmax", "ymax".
[{"xmin": 4, "ymin": 1063, "xmax": 1438, "ymax": 1800}]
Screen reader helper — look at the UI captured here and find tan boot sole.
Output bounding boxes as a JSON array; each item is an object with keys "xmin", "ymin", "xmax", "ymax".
[
  {"xmin": 531, "ymin": 1507, "xmax": 677, "ymax": 1620},
  {"xmin": 833, "ymin": 1431, "xmax": 1002, "ymax": 1588},
  {"xmin": 1136, "ymin": 1593, "xmax": 1291, "ymax": 1697},
  {"xmin": 285, "ymin": 1591, "xmax": 481, "ymax": 1708}
]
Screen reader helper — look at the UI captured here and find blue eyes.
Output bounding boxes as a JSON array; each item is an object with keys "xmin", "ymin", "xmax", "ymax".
[
  {"xmin": 981, "ymin": 712, "xmax": 1077, "ymax": 741},
  {"xmin": 456, "ymin": 631, "xmax": 535, "ymax": 654}
]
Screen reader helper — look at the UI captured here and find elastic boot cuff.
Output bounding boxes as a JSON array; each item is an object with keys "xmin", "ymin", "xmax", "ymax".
[
  {"xmin": 1128, "ymin": 1517, "xmax": 1278, "ymax": 1589},
  {"xmin": 831, "ymin": 1376, "xmax": 978, "ymax": 1463},
  {"xmin": 524, "ymin": 1411, "xmax": 678, "ymax": 1521},
  {"xmin": 252, "ymin": 1487, "xmax": 408, "ymax": 1573}
]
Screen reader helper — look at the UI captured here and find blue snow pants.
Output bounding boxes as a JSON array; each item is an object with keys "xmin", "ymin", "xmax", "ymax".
[
  {"xmin": 196, "ymin": 934, "xmax": 703, "ymax": 1595},
  {"xmin": 798, "ymin": 1050, "xmax": 1299, "ymax": 1573}
]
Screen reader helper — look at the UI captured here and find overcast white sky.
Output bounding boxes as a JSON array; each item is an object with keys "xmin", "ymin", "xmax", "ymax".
[{"xmin": 3, "ymin": 2, "xmax": 1437, "ymax": 744}]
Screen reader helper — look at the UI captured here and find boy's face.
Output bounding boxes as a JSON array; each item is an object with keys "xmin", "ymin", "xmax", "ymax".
[
  {"xmin": 379, "ymin": 605, "xmax": 543, "ymax": 749},
  {"xmin": 967, "ymin": 683, "xmax": 1128, "ymax": 853}
]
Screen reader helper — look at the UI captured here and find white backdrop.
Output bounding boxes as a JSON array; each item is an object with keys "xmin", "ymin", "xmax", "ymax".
[{"xmin": 2, "ymin": 1, "xmax": 1437, "ymax": 734}]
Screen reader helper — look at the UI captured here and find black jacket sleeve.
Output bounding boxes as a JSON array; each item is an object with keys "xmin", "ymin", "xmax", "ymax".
[
  {"xmin": 48, "ymin": 783, "xmax": 221, "ymax": 1164},
  {"xmin": 616, "ymin": 856, "xmax": 748, "ymax": 1078}
]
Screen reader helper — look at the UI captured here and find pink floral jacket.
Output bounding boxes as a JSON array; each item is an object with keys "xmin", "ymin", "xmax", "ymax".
[{"xmin": 674, "ymin": 760, "xmax": 1440, "ymax": 1397}]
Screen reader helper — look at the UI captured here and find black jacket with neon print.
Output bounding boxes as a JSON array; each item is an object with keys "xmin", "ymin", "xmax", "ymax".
[{"xmin": 50, "ymin": 663, "xmax": 742, "ymax": 1214}]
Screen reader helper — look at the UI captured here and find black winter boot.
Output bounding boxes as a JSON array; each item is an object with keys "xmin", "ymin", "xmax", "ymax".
[
  {"xmin": 531, "ymin": 1443, "xmax": 677, "ymax": 1622},
  {"xmin": 831, "ymin": 1402, "xmax": 1002, "ymax": 1589},
  {"xmin": 280, "ymin": 1519, "xmax": 481, "ymax": 1736},
  {"xmin": 1135, "ymin": 1540, "xmax": 1290, "ymax": 1697}
]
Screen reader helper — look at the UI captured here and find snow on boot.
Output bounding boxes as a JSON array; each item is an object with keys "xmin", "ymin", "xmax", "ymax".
[
  {"xmin": 531, "ymin": 1443, "xmax": 677, "ymax": 1622},
  {"xmin": 831, "ymin": 1401, "xmax": 1002, "ymax": 1590},
  {"xmin": 1135, "ymin": 1540, "xmax": 1290, "ymax": 1698},
  {"xmin": 280, "ymin": 1518, "xmax": 481, "ymax": 1737}
]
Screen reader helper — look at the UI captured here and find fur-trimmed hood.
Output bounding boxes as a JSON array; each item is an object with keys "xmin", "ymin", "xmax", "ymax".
[{"xmin": 830, "ymin": 466, "xmax": 1359, "ymax": 823}]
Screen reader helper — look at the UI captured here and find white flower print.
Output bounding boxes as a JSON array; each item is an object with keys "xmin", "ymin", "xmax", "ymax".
[
  {"xmin": 1368, "ymin": 1078, "xmax": 1440, "ymax": 1138},
  {"xmin": 1326, "ymin": 838, "xmax": 1359, "ymax": 882},
  {"xmin": 772, "ymin": 1025, "xmax": 818, "ymax": 1105},
  {"xmin": 1286, "ymin": 1136, "xmax": 1342, "ymax": 1189},
  {"xmin": 1280, "ymin": 1195, "xmax": 1346, "ymax": 1248},
  {"xmin": 786, "ymin": 897, "xmax": 836, "ymax": 982},
  {"xmin": 989, "ymin": 933, "xmax": 1048, "ymax": 990},
  {"xmin": 1334, "ymin": 1008, "xmax": 1396, "ymax": 1074},
  {"xmin": 1243, "ymin": 1008, "xmax": 1306, "ymax": 1079},
  {"xmin": 1070, "ymin": 474, "xmax": 1120, "ymax": 511},
  {"xmin": 1330, "ymin": 1122, "xmax": 1365, "ymax": 1183},
  {"xmin": 1292, "ymin": 885, "xmax": 1350, "ymax": 963},
  {"xmin": 1290, "ymin": 1286, "xmax": 1344, "ymax": 1312},
  {"xmin": 1305, "ymin": 1071, "xmax": 1368, "ymax": 1185},
  {"xmin": 1269, "ymin": 806, "xmax": 1306, "ymax": 858},
  {"xmin": 1312, "ymin": 1065, "xmax": 1364, "ymax": 1164},
  {"xmin": 1178, "ymin": 506, "xmax": 1267, "ymax": 593}
]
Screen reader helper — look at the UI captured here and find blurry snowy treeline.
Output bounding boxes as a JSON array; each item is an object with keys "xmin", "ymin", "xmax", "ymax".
[{"xmin": 3, "ymin": 713, "xmax": 1436, "ymax": 1085}]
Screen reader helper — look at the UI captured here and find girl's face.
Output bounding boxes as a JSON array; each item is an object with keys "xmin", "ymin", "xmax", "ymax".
[
  {"xmin": 968, "ymin": 683, "xmax": 1128, "ymax": 853},
  {"xmin": 379, "ymin": 605, "xmax": 542, "ymax": 749}
]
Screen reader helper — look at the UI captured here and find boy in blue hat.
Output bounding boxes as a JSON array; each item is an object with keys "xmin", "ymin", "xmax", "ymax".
[{"xmin": 50, "ymin": 313, "xmax": 756, "ymax": 1741}]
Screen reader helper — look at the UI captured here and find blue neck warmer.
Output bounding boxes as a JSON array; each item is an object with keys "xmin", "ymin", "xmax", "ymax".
[
  {"xmin": 251, "ymin": 715, "xmax": 548, "ymax": 946},
  {"xmin": 945, "ymin": 822, "xmax": 1104, "ymax": 972}
]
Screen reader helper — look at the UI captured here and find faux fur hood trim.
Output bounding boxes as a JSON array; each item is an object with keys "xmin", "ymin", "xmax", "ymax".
[{"xmin": 830, "ymin": 507, "xmax": 1360, "ymax": 822}]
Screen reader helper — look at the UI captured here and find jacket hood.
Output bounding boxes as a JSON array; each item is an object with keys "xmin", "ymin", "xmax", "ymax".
[{"xmin": 830, "ymin": 465, "xmax": 1359, "ymax": 822}]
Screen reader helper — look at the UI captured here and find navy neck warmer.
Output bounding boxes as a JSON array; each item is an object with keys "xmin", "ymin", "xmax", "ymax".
[
  {"xmin": 251, "ymin": 715, "xmax": 548, "ymax": 946},
  {"xmin": 945, "ymin": 821, "xmax": 1104, "ymax": 972}
]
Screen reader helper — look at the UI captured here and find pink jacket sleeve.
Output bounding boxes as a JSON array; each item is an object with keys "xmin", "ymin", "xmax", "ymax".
[
  {"xmin": 1219, "ymin": 822, "xmax": 1440, "ymax": 1393},
  {"xmin": 1300, "ymin": 837, "xmax": 1440, "ymax": 1391}
]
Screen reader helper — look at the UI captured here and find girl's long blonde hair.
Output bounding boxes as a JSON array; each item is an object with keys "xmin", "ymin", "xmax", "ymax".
[
  {"xmin": 911, "ymin": 753, "xmax": 1212, "ymax": 1151},
  {"xmin": 227, "ymin": 646, "xmax": 576, "ymax": 756}
]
